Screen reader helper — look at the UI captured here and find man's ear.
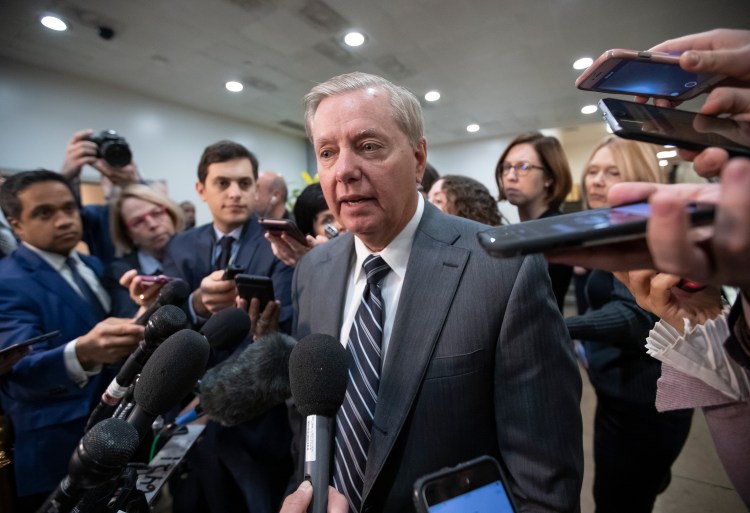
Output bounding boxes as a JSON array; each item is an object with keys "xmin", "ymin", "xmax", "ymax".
[
  {"xmin": 7, "ymin": 216, "xmax": 21, "ymax": 237},
  {"xmin": 195, "ymin": 181, "xmax": 206, "ymax": 202}
]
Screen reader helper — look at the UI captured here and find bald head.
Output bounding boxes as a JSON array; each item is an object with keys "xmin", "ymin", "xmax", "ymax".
[{"xmin": 254, "ymin": 171, "xmax": 288, "ymax": 219}]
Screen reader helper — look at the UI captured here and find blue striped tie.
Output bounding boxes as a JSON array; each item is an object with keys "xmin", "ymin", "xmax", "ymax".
[
  {"xmin": 66, "ymin": 257, "xmax": 107, "ymax": 319},
  {"xmin": 333, "ymin": 254, "xmax": 391, "ymax": 513}
]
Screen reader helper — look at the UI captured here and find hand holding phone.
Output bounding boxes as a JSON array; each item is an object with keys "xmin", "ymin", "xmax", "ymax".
[
  {"xmin": 221, "ymin": 265, "xmax": 245, "ymax": 281},
  {"xmin": 0, "ymin": 330, "xmax": 61, "ymax": 358},
  {"xmin": 137, "ymin": 275, "xmax": 175, "ymax": 285},
  {"xmin": 598, "ymin": 98, "xmax": 750, "ymax": 158},
  {"xmin": 259, "ymin": 218, "xmax": 308, "ymax": 245},
  {"xmin": 478, "ymin": 201, "xmax": 715, "ymax": 258},
  {"xmin": 235, "ymin": 274, "xmax": 275, "ymax": 311},
  {"xmin": 575, "ymin": 49, "xmax": 724, "ymax": 100},
  {"xmin": 413, "ymin": 455, "xmax": 517, "ymax": 513}
]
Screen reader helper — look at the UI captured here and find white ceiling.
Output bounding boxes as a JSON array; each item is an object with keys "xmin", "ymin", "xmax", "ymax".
[{"xmin": 1, "ymin": 0, "xmax": 748, "ymax": 145}]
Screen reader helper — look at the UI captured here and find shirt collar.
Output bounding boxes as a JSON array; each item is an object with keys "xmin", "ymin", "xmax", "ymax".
[
  {"xmin": 137, "ymin": 250, "xmax": 162, "ymax": 275},
  {"xmin": 353, "ymin": 192, "xmax": 424, "ymax": 282},
  {"xmin": 22, "ymin": 241, "xmax": 77, "ymax": 272},
  {"xmin": 212, "ymin": 225, "xmax": 243, "ymax": 242}
]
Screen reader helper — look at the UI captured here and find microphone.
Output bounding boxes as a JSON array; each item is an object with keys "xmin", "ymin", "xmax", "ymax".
[
  {"xmin": 36, "ymin": 418, "xmax": 139, "ymax": 513},
  {"xmin": 133, "ymin": 278, "xmax": 190, "ymax": 326},
  {"xmin": 127, "ymin": 328, "xmax": 210, "ymax": 439},
  {"xmin": 288, "ymin": 333, "xmax": 349, "ymax": 513},
  {"xmin": 200, "ymin": 306, "xmax": 251, "ymax": 350},
  {"xmin": 85, "ymin": 305, "xmax": 188, "ymax": 432},
  {"xmin": 197, "ymin": 331, "xmax": 297, "ymax": 426}
]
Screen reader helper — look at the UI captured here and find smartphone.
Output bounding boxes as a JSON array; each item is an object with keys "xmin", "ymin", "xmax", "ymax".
[
  {"xmin": 413, "ymin": 456, "xmax": 517, "ymax": 513},
  {"xmin": 259, "ymin": 218, "xmax": 308, "ymax": 245},
  {"xmin": 575, "ymin": 49, "xmax": 724, "ymax": 100},
  {"xmin": 598, "ymin": 97, "xmax": 750, "ymax": 158},
  {"xmin": 221, "ymin": 264, "xmax": 245, "ymax": 281},
  {"xmin": 235, "ymin": 274, "xmax": 275, "ymax": 310},
  {"xmin": 0, "ymin": 330, "xmax": 61, "ymax": 357},
  {"xmin": 323, "ymin": 223, "xmax": 339, "ymax": 239},
  {"xmin": 477, "ymin": 201, "xmax": 715, "ymax": 258},
  {"xmin": 138, "ymin": 275, "xmax": 174, "ymax": 285}
]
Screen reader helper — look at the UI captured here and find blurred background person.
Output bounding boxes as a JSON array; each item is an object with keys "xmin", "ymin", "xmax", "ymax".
[
  {"xmin": 292, "ymin": 182, "xmax": 343, "ymax": 239},
  {"xmin": 255, "ymin": 171, "xmax": 291, "ymax": 220},
  {"xmin": 427, "ymin": 174, "xmax": 502, "ymax": 226},
  {"xmin": 105, "ymin": 184, "xmax": 185, "ymax": 317},
  {"xmin": 180, "ymin": 199, "xmax": 197, "ymax": 229},
  {"xmin": 495, "ymin": 131, "xmax": 574, "ymax": 311},
  {"xmin": 566, "ymin": 136, "xmax": 693, "ymax": 513}
]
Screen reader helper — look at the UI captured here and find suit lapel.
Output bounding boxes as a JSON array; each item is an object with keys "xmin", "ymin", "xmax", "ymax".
[
  {"xmin": 363, "ymin": 206, "xmax": 469, "ymax": 497},
  {"xmin": 309, "ymin": 235, "xmax": 354, "ymax": 338},
  {"xmin": 235, "ymin": 216, "xmax": 262, "ymax": 271},
  {"xmin": 16, "ymin": 246, "xmax": 102, "ymax": 327}
]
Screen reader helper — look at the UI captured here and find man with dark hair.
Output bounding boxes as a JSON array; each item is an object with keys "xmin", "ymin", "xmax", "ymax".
[
  {"xmin": 162, "ymin": 141, "xmax": 294, "ymax": 513},
  {"xmin": 0, "ymin": 170, "xmax": 144, "ymax": 510},
  {"xmin": 291, "ymin": 72, "xmax": 583, "ymax": 513}
]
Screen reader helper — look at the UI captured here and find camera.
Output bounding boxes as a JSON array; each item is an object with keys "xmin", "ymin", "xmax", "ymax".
[{"xmin": 87, "ymin": 130, "xmax": 132, "ymax": 167}]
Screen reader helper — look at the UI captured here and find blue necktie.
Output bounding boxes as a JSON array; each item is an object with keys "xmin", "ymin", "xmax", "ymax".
[
  {"xmin": 66, "ymin": 257, "xmax": 107, "ymax": 319},
  {"xmin": 333, "ymin": 254, "xmax": 391, "ymax": 513},
  {"xmin": 215, "ymin": 236, "xmax": 235, "ymax": 270}
]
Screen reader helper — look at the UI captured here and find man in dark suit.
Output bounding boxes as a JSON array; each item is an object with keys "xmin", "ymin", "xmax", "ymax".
[
  {"xmin": 290, "ymin": 72, "xmax": 583, "ymax": 512},
  {"xmin": 0, "ymin": 170, "xmax": 144, "ymax": 510},
  {"xmin": 162, "ymin": 141, "xmax": 294, "ymax": 513}
]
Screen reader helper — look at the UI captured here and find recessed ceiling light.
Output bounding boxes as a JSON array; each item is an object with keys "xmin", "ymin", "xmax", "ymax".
[
  {"xmin": 344, "ymin": 31, "xmax": 365, "ymax": 47},
  {"xmin": 581, "ymin": 105, "xmax": 598, "ymax": 114},
  {"xmin": 466, "ymin": 124, "xmax": 480, "ymax": 133},
  {"xmin": 424, "ymin": 91, "xmax": 440, "ymax": 102},
  {"xmin": 225, "ymin": 81, "xmax": 244, "ymax": 93},
  {"xmin": 657, "ymin": 150, "xmax": 677, "ymax": 159},
  {"xmin": 659, "ymin": 160, "xmax": 669, "ymax": 167},
  {"xmin": 573, "ymin": 57, "xmax": 593, "ymax": 70},
  {"xmin": 41, "ymin": 15, "xmax": 67, "ymax": 31}
]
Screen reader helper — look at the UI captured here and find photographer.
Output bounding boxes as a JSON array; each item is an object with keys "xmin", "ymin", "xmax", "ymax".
[{"xmin": 61, "ymin": 128, "xmax": 141, "ymax": 264}]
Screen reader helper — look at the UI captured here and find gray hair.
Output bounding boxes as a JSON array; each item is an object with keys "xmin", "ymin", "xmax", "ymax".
[{"xmin": 304, "ymin": 72, "xmax": 424, "ymax": 147}]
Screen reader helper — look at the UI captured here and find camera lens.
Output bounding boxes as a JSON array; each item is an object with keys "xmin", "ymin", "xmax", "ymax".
[{"xmin": 101, "ymin": 141, "xmax": 132, "ymax": 167}]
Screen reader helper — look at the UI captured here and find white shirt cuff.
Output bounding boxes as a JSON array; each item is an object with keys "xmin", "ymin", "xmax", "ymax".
[{"xmin": 64, "ymin": 340, "xmax": 103, "ymax": 387}]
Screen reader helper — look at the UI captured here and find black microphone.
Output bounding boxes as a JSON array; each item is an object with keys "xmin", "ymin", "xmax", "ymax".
[
  {"xmin": 288, "ymin": 333, "xmax": 349, "ymax": 513},
  {"xmin": 196, "ymin": 331, "xmax": 297, "ymax": 426},
  {"xmin": 133, "ymin": 278, "xmax": 190, "ymax": 326},
  {"xmin": 85, "ymin": 305, "xmax": 188, "ymax": 432},
  {"xmin": 36, "ymin": 418, "xmax": 139, "ymax": 513},
  {"xmin": 127, "ymin": 328, "xmax": 210, "ymax": 439},
  {"xmin": 200, "ymin": 306, "xmax": 251, "ymax": 350}
]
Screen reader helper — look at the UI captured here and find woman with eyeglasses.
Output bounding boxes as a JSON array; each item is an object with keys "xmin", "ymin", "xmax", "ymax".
[
  {"xmin": 566, "ymin": 136, "xmax": 693, "ymax": 513},
  {"xmin": 103, "ymin": 183, "xmax": 185, "ymax": 317},
  {"xmin": 494, "ymin": 131, "xmax": 573, "ymax": 311}
]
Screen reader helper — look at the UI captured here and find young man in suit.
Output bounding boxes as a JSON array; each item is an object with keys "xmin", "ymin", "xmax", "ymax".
[
  {"xmin": 162, "ymin": 141, "xmax": 294, "ymax": 513},
  {"xmin": 0, "ymin": 170, "xmax": 144, "ymax": 511},
  {"xmin": 290, "ymin": 72, "xmax": 583, "ymax": 512}
]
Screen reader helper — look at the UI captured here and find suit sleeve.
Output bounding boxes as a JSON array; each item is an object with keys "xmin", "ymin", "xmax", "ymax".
[
  {"xmin": 565, "ymin": 275, "xmax": 657, "ymax": 347},
  {"xmin": 495, "ymin": 254, "xmax": 583, "ymax": 513},
  {"xmin": 0, "ymin": 281, "xmax": 83, "ymax": 403}
]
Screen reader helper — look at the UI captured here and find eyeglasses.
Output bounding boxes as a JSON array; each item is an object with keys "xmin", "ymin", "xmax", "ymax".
[
  {"xmin": 125, "ymin": 206, "xmax": 168, "ymax": 230},
  {"xmin": 500, "ymin": 161, "xmax": 545, "ymax": 177}
]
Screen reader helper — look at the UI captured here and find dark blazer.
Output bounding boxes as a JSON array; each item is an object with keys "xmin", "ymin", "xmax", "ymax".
[
  {"xmin": 162, "ymin": 216, "xmax": 294, "ymax": 513},
  {"xmin": 162, "ymin": 215, "xmax": 294, "ymax": 330},
  {"xmin": 292, "ymin": 203, "xmax": 583, "ymax": 512},
  {"xmin": 539, "ymin": 208, "xmax": 574, "ymax": 312},
  {"xmin": 80, "ymin": 204, "xmax": 117, "ymax": 265},
  {"xmin": 0, "ymin": 245, "xmax": 113, "ymax": 497}
]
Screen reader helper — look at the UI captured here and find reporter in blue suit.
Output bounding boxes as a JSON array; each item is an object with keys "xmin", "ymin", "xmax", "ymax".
[
  {"xmin": 0, "ymin": 170, "xmax": 144, "ymax": 511},
  {"xmin": 162, "ymin": 141, "xmax": 294, "ymax": 513}
]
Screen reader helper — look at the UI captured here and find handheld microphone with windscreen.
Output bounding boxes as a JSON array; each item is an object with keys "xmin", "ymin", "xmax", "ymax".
[
  {"xmin": 133, "ymin": 278, "xmax": 190, "ymax": 326},
  {"xmin": 288, "ymin": 333, "xmax": 349, "ymax": 513},
  {"xmin": 127, "ymin": 328, "xmax": 210, "ymax": 439},
  {"xmin": 85, "ymin": 305, "xmax": 188, "ymax": 432},
  {"xmin": 36, "ymin": 418, "xmax": 139, "ymax": 513}
]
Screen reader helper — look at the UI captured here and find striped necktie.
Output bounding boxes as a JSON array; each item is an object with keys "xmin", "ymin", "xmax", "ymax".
[{"xmin": 333, "ymin": 254, "xmax": 391, "ymax": 512}]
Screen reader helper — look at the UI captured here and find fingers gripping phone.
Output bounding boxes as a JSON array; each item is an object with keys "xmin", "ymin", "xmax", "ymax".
[
  {"xmin": 598, "ymin": 97, "xmax": 750, "ymax": 158},
  {"xmin": 413, "ymin": 456, "xmax": 518, "ymax": 513},
  {"xmin": 235, "ymin": 274, "xmax": 275, "ymax": 311},
  {"xmin": 259, "ymin": 218, "xmax": 308, "ymax": 245},
  {"xmin": 575, "ymin": 49, "xmax": 724, "ymax": 100},
  {"xmin": 477, "ymin": 201, "xmax": 715, "ymax": 258}
]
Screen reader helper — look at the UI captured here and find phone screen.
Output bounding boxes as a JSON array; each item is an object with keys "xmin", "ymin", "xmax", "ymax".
[
  {"xmin": 593, "ymin": 59, "xmax": 714, "ymax": 98},
  {"xmin": 428, "ymin": 481, "xmax": 514, "ymax": 513},
  {"xmin": 600, "ymin": 98, "xmax": 750, "ymax": 157}
]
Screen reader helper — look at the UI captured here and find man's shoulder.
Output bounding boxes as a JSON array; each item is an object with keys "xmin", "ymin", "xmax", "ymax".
[{"xmin": 169, "ymin": 223, "xmax": 212, "ymax": 247}]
